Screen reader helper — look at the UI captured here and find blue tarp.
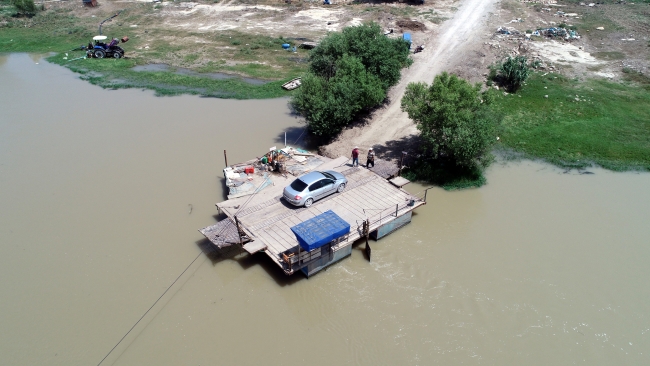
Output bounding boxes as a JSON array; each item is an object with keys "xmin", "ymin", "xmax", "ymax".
[{"xmin": 290, "ymin": 210, "xmax": 350, "ymax": 251}]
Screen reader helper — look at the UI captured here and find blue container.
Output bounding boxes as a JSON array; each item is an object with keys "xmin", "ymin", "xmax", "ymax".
[
  {"xmin": 403, "ymin": 33, "xmax": 412, "ymax": 49},
  {"xmin": 291, "ymin": 210, "xmax": 350, "ymax": 251},
  {"xmin": 282, "ymin": 43, "xmax": 291, "ymax": 49}
]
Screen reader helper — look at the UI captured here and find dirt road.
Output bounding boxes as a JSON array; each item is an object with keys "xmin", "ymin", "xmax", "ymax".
[{"xmin": 320, "ymin": 0, "xmax": 498, "ymax": 159}]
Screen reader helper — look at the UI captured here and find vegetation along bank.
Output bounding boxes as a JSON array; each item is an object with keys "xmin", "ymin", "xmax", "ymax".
[{"xmin": 1, "ymin": 0, "xmax": 649, "ymax": 186}]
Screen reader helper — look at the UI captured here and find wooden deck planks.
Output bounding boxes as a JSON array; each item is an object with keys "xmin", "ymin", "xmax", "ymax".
[{"xmin": 262, "ymin": 227, "xmax": 292, "ymax": 253}]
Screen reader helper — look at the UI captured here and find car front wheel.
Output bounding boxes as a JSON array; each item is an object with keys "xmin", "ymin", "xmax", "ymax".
[
  {"xmin": 304, "ymin": 198, "xmax": 313, "ymax": 208},
  {"xmin": 337, "ymin": 183, "xmax": 346, "ymax": 193}
]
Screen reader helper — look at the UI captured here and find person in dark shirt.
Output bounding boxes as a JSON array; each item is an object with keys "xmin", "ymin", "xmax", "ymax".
[{"xmin": 366, "ymin": 147, "xmax": 375, "ymax": 168}]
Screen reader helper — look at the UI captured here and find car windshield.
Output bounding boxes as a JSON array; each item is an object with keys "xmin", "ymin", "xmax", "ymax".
[
  {"xmin": 321, "ymin": 171, "xmax": 336, "ymax": 180},
  {"xmin": 290, "ymin": 179, "xmax": 308, "ymax": 192}
]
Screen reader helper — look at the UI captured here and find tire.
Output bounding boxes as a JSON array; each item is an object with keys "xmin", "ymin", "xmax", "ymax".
[
  {"xmin": 113, "ymin": 52, "xmax": 122, "ymax": 59},
  {"xmin": 337, "ymin": 183, "xmax": 346, "ymax": 193},
  {"xmin": 94, "ymin": 50, "xmax": 106, "ymax": 59},
  {"xmin": 86, "ymin": 50, "xmax": 94, "ymax": 58},
  {"xmin": 304, "ymin": 198, "xmax": 313, "ymax": 208}
]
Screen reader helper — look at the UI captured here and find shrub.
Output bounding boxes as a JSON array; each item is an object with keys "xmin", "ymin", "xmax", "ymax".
[
  {"xmin": 291, "ymin": 55, "xmax": 385, "ymax": 136},
  {"xmin": 291, "ymin": 22, "xmax": 412, "ymax": 137},
  {"xmin": 12, "ymin": 0, "xmax": 37, "ymax": 14},
  {"xmin": 499, "ymin": 56, "xmax": 530, "ymax": 92},
  {"xmin": 401, "ymin": 72, "xmax": 502, "ymax": 169}
]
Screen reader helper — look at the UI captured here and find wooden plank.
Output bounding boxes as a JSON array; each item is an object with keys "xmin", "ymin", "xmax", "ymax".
[
  {"xmin": 260, "ymin": 228, "xmax": 291, "ymax": 254},
  {"xmin": 265, "ymin": 227, "xmax": 293, "ymax": 252},
  {"xmin": 269, "ymin": 224, "xmax": 299, "ymax": 250},
  {"xmin": 389, "ymin": 176, "xmax": 410, "ymax": 188},
  {"xmin": 274, "ymin": 223, "xmax": 300, "ymax": 248},
  {"xmin": 344, "ymin": 188, "xmax": 393, "ymax": 216},
  {"xmin": 243, "ymin": 241, "xmax": 267, "ymax": 254}
]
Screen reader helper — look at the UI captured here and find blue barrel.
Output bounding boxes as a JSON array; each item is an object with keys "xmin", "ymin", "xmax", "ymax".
[{"xmin": 282, "ymin": 43, "xmax": 290, "ymax": 49}]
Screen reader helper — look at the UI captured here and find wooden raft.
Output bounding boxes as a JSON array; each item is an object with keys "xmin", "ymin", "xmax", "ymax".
[{"xmin": 213, "ymin": 157, "xmax": 425, "ymax": 274}]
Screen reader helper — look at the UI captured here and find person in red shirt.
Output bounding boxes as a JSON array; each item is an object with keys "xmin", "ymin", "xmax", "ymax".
[{"xmin": 351, "ymin": 146, "xmax": 359, "ymax": 167}]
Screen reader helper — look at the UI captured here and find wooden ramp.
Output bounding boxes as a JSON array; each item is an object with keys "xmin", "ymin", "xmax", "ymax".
[{"xmin": 199, "ymin": 218, "xmax": 242, "ymax": 249}]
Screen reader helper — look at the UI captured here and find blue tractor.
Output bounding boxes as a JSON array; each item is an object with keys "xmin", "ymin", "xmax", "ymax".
[{"xmin": 85, "ymin": 35, "xmax": 127, "ymax": 59}]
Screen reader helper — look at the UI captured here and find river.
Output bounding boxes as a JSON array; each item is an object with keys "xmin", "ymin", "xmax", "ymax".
[{"xmin": 1, "ymin": 53, "xmax": 649, "ymax": 365}]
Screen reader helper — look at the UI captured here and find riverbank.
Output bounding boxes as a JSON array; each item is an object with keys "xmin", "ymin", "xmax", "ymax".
[
  {"xmin": 3, "ymin": 0, "xmax": 649, "ymax": 173},
  {"xmin": 0, "ymin": 0, "xmax": 449, "ymax": 98},
  {"xmin": 495, "ymin": 72, "xmax": 650, "ymax": 171}
]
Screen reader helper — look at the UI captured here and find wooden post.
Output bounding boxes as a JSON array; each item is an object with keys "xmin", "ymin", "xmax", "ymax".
[
  {"xmin": 364, "ymin": 219, "xmax": 371, "ymax": 262},
  {"xmin": 224, "ymin": 149, "xmax": 228, "ymax": 168},
  {"xmin": 398, "ymin": 151, "xmax": 407, "ymax": 177},
  {"xmin": 234, "ymin": 216, "xmax": 242, "ymax": 245}
]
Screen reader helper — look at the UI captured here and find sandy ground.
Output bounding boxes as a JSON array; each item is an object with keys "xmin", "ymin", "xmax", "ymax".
[
  {"xmin": 321, "ymin": 0, "xmax": 499, "ymax": 159},
  {"xmin": 36, "ymin": 0, "xmax": 649, "ymax": 158},
  {"xmin": 321, "ymin": 0, "xmax": 650, "ymax": 160}
]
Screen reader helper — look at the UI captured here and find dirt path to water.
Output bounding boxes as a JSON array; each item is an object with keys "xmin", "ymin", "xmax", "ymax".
[{"xmin": 320, "ymin": 0, "xmax": 499, "ymax": 159}]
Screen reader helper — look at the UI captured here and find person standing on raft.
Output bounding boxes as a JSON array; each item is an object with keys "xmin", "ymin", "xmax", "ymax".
[
  {"xmin": 351, "ymin": 146, "xmax": 359, "ymax": 167},
  {"xmin": 366, "ymin": 147, "xmax": 375, "ymax": 168}
]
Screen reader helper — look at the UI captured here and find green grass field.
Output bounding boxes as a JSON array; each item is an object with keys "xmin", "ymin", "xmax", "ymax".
[
  {"xmin": 0, "ymin": 3, "xmax": 305, "ymax": 99},
  {"xmin": 495, "ymin": 72, "xmax": 650, "ymax": 171}
]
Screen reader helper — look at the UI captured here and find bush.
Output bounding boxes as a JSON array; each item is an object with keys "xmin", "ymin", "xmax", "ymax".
[
  {"xmin": 499, "ymin": 56, "xmax": 530, "ymax": 92},
  {"xmin": 12, "ymin": 0, "xmax": 37, "ymax": 14},
  {"xmin": 291, "ymin": 55, "xmax": 385, "ymax": 136},
  {"xmin": 291, "ymin": 22, "xmax": 412, "ymax": 137},
  {"xmin": 401, "ymin": 72, "xmax": 501, "ymax": 170}
]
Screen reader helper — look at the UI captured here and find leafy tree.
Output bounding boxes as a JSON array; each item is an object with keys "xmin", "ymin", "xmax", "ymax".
[
  {"xmin": 12, "ymin": 0, "xmax": 37, "ymax": 15},
  {"xmin": 292, "ymin": 22, "xmax": 412, "ymax": 137},
  {"xmin": 401, "ymin": 72, "xmax": 501, "ymax": 169},
  {"xmin": 292, "ymin": 55, "xmax": 385, "ymax": 136},
  {"xmin": 499, "ymin": 55, "xmax": 530, "ymax": 92},
  {"xmin": 309, "ymin": 23, "xmax": 412, "ymax": 88}
]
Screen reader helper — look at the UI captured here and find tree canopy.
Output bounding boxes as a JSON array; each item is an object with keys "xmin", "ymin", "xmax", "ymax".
[
  {"xmin": 401, "ymin": 72, "xmax": 501, "ymax": 169},
  {"xmin": 291, "ymin": 23, "xmax": 412, "ymax": 137}
]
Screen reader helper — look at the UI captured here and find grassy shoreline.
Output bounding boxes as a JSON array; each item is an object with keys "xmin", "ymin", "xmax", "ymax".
[
  {"xmin": 494, "ymin": 72, "xmax": 650, "ymax": 172},
  {"xmin": 3, "ymin": 1, "xmax": 649, "ymax": 174},
  {"xmin": 0, "ymin": 4, "xmax": 306, "ymax": 99}
]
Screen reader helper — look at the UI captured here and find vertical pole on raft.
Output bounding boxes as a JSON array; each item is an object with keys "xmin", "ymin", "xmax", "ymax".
[
  {"xmin": 235, "ymin": 216, "xmax": 242, "ymax": 245},
  {"xmin": 224, "ymin": 149, "xmax": 228, "ymax": 168},
  {"xmin": 364, "ymin": 219, "xmax": 371, "ymax": 262}
]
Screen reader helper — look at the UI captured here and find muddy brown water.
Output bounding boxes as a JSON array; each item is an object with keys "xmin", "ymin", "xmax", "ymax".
[{"xmin": 1, "ymin": 53, "xmax": 649, "ymax": 365}]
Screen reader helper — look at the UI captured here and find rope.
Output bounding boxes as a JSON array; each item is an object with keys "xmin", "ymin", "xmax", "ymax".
[
  {"xmin": 98, "ymin": 159, "xmax": 276, "ymax": 365},
  {"xmin": 292, "ymin": 128, "xmax": 306, "ymax": 146},
  {"xmin": 96, "ymin": 251, "xmax": 204, "ymax": 366}
]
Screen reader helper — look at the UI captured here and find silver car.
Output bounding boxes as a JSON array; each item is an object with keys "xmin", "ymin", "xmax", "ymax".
[{"xmin": 283, "ymin": 170, "xmax": 348, "ymax": 207}]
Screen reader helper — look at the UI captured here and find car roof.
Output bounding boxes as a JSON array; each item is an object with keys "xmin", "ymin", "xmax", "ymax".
[{"xmin": 298, "ymin": 171, "xmax": 326, "ymax": 185}]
